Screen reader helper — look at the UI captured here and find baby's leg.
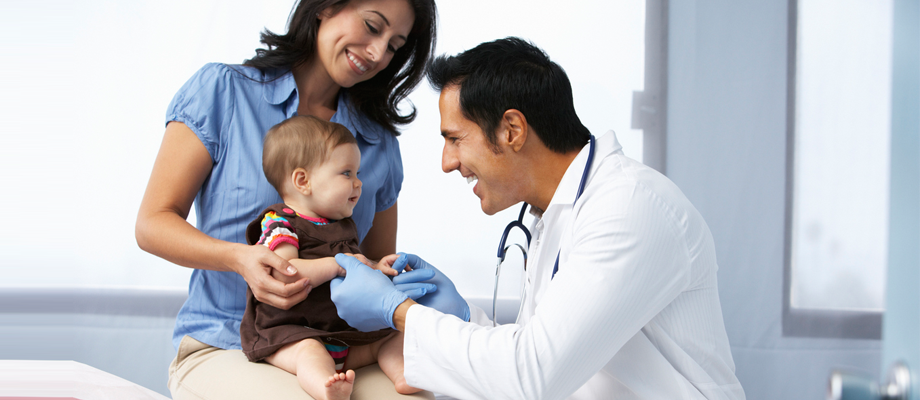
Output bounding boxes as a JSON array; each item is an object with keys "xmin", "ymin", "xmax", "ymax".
[
  {"xmin": 376, "ymin": 332, "xmax": 422, "ymax": 395},
  {"xmin": 265, "ymin": 338, "xmax": 355, "ymax": 400},
  {"xmin": 343, "ymin": 333, "xmax": 420, "ymax": 394}
]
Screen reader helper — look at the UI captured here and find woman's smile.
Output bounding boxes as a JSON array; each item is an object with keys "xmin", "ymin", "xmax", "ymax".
[{"xmin": 346, "ymin": 50, "xmax": 370, "ymax": 74}]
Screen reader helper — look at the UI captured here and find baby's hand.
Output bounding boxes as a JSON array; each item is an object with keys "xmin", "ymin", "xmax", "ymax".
[
  {"xmin": 340, "ymin": 253, "xmax": 399, "ymax": 277},
  {"xmin": 372, "ymin": 254, "xmax": 401, "ymax": 277},
  {"xmin": 342, "ymin": 253, "xmax": 375, "ymax": 268}
]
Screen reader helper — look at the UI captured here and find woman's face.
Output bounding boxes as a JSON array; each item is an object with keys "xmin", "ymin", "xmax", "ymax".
[{"xmin": 315, "ymin": 0, "xmax": 415, "ymax": 88}]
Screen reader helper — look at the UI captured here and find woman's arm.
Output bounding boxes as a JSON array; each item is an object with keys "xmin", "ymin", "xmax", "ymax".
[
  {"xmin": 359, "ymin": 201, "xmax": 398, "ymax": 261},
  {"xmin": 135, "ymin": 121, "xmax": 311, "ymax": 309}
]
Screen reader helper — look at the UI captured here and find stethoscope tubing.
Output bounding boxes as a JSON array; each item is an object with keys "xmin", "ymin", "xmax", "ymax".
[
  {"xmin": 492, "ymin": 135, "xmax": 596, "ymax": 326},
  {"xmin": 496, "ymin": 204, "xmax": 532, "ymax": 258}
]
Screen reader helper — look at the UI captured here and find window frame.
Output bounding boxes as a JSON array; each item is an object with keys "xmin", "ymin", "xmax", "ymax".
[
  {"xmin": 781, "ymin": 0, "xmax": 883, "ymax": 340},
  {"xmin": 633, "ymin": 0, "xmax": 668, "ymax": 174}
]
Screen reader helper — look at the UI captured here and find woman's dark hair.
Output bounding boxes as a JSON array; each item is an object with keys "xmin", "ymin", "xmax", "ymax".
[
  {"xmin": 427, "ymin": 37, "xmax": 590, "ymax": 153},
  {"xmin": 245, "ymin": 0, "xmax": 437, "ymax": 134}
]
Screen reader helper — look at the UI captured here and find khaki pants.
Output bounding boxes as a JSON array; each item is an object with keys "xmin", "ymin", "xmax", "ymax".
[{"xmin": 168, "ymin": 336, "xmax": 434, "ymax": 400}]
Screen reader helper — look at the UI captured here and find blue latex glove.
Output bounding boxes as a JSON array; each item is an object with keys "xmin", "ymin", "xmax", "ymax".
[
  {"xmin": 330, "ymin": 254, "xmax": 416, "ymax": 331},
  {"xmin": 392, "ymin": 253, "xmax": 471, "ymax": 322},
  {"xmin": 390, "ymin": 254, "xmax": 438, "ymax": 300},
  {"xmin": 394, "ymin": 276, "xmax": 438, "ymax": 300}
]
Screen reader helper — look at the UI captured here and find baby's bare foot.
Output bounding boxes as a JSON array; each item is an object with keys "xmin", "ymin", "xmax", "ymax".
[{"xmin": 324, "ymin": 370, "xmax": 355, "ymax": 400}]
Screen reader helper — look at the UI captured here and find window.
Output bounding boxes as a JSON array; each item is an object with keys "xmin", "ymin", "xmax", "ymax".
[{"xmin": 783, "ymin": 0, "xmax": 893, "ymax": 339}]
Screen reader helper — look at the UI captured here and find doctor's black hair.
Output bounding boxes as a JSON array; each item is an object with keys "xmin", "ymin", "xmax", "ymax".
[
  {"xmin": 426, "ymin": 37, "xmax": 590, "ymax": 153},
  {"xmin": 244, "ymin": 0, "xmax": 437, "ymax": 134}
]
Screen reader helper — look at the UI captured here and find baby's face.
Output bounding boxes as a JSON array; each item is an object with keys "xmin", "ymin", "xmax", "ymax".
[{"xmin": 308, "ymin": 143, "xmax": 362, "ymax": 220}]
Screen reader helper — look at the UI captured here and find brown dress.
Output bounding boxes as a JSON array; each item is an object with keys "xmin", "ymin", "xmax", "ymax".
[{"xmin": 240, "ymin": 204, "xmax": 393, "ymax": 362}]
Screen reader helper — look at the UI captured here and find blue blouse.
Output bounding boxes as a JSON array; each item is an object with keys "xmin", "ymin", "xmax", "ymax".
[{"xmin": 165, "ymin": 63, "xmax": 404, "ymax": 350}]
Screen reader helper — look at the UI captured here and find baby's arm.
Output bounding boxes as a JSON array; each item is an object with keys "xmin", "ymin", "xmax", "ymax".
[
  {"xmin": 277, "ymin": 250, "xmax": 400, "ymax": 286},
  {"xmin": 344, "ymin": 253, "xmax": 400, "ymax": 277},
  {"xmin": 270, "ymin": 245, "xmax": 343, "ymax": 286},
  {"xmin": 256, "ymin": 211, "xmax": 343, "ymax": 286}
]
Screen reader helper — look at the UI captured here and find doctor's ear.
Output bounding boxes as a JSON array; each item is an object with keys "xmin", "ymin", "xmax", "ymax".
[
  {"xmin": 292, "ymin": 168, "xmax": 312, "ymax": 195},
  {"xmin": 501, "ymin": 109, "xmax": 528, "ymax": 153}
]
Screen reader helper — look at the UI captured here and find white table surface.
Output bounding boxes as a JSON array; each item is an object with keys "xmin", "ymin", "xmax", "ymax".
[{"xmin": 0, "ymin": 360, "xmax": 170, "ymax": 400}]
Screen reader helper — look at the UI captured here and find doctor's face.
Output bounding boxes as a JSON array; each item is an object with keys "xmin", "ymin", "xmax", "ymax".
[{"xmin": 439, "ymin": 86, "xmax": 520, "ymax": 215}]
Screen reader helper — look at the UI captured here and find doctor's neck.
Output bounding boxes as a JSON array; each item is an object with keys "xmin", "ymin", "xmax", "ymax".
[{"xmin": 518, "ymin": 140, "xmax": 581, "ymax": 212}]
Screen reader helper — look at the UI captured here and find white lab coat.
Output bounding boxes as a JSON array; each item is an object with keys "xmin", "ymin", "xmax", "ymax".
[{"xmin": 403, "ymin": 131, "xmax": 745, "ymax": 400}]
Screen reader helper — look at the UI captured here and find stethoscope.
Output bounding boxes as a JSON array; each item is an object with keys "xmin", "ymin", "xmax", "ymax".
[{"xmin": 492, "ymin": 135, "xmax": 597, "ymax": 326}]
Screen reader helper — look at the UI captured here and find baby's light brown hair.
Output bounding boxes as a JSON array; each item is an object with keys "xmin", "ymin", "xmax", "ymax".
[{"xmin": 262, "ymin": 115, "xmax": 357, "ymax": 196}]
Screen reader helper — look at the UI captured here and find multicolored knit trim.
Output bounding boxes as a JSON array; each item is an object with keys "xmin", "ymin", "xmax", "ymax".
[
  {"xmin": 299, "ymin": 214, "xmax": 330, "ymax": 226},
  {"xmin": 257, "ymin": 211, "xmax": 298, "ymax": 250},
  {"xmin": 260, "ymin": 211, "xmax": 292, "ymax": 233},
  {"xmin": 265, "ymin": 233, "xmax": 298, "ymax": 251},
  {"xmin": 279, "ymin": 207, "xmax": 331, "ymax": 226}
]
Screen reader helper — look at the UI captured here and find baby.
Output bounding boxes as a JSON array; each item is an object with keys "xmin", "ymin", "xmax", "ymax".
[{"xmin": 240, "ymin": 115, "xmax": 419, "ymax": 400}]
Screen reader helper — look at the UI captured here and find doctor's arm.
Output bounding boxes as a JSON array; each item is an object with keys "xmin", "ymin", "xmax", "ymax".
[{"xmin": 396, "ymin": 195, "xmax": 692, "ymax": 399}]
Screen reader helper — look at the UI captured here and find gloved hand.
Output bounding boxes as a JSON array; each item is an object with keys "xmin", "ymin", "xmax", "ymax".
[
  {"xmin": 392, "ymin": 253, "xmax": 470, "ymax": 322},
  {"xmin": 330, "ymin": 254, "xmax": 425, "ymax": 331},
  {"xmin": 394, "ymin": 276, "xmax": 438, "ymax": 300}
]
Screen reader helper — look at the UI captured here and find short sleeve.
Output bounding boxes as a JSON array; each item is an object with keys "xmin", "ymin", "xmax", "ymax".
[
  {"xmin": 375, "ymin": 137, "xmax": 403, "ymax": 212},
  {"xmin": 256, "ymin": 211, "xmax": 299, "ymax": 251},
  {"xmin": 165, "ymin": 63, "xmax": 236, "ymax": 163}
]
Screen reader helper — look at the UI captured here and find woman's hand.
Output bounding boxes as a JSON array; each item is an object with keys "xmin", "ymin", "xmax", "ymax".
[{"xmin": 231, "ymin": 243, "xmax": 311, "ymax": 310}]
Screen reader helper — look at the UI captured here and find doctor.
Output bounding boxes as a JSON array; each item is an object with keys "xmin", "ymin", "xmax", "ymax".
[{"xmin": 331, "ymin": 37, "xmax": 746, "ymax": 399}]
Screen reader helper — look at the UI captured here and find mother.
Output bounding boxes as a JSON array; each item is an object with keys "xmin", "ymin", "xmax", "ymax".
[{"xmin": 135, "ymin": 1, "xmax": 436, "ymax": 399}]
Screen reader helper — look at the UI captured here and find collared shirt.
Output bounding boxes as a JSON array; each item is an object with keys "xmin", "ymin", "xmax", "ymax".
[
  {"xmin": 403, "ymin": 131, "xmax": 744, "ymax": 399},
  {"xmin": 165, "ymin": 63, "xmax": 403, "ymax": 351}
]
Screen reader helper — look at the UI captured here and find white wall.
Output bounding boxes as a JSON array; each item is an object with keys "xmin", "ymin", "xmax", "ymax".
[
  {"xmin": 2, "ymin": 0, "xmax": 299, "ymax": 288},
  {"xmin": 666, "ymin": 1, "xmax": 881, "ymax": 399},
  {"xmin": 0, "ymin": 1, "xmax": 645, "ymax": 301}
]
